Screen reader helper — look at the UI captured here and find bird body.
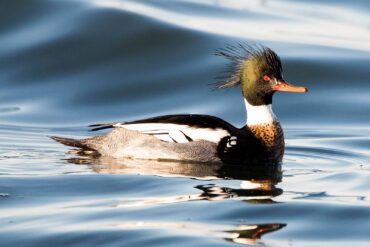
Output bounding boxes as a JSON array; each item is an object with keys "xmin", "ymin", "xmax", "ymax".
[{"xmin": 52, "ymin": 45, "xmax": 307, "ymax": 165}]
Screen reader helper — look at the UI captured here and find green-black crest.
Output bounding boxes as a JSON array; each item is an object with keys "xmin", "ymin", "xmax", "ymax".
[{"xmin": 215, "ymin": 43, "xmax": 283, "ymax": 89}]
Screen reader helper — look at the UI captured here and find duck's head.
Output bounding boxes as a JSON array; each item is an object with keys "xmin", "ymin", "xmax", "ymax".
[{"xmin": 216, "ymin": 44, "xmax": 307, "ymax": 106}]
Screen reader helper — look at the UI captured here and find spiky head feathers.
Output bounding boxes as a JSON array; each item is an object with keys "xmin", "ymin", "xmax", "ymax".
[{"xmin": 215, "ymin": 44, "xmax": 284, "ymax": 105}]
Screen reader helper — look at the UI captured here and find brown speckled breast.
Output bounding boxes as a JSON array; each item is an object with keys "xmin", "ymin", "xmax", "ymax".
[{"xmin": 248, "ymin": 121, "xmax": 284, "ymax": 162}]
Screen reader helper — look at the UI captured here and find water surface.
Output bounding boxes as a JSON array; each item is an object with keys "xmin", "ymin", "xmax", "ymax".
[{"xmin": 1, "ymin": 0, "xmax": 370, "ymax": 246}]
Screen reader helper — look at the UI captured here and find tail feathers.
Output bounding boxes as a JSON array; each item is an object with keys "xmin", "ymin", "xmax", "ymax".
[
  {"xmin": 50, "ymin": 136, "xmax": 93, "ymax": 150},
  {"xmin": 88, "ymin": 123, "xmax": 115, "ymax": 131}
]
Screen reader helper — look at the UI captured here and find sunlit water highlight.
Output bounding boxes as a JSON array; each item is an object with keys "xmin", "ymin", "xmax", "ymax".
[{"xmin": 95, "ymin": 0, "xmax": 370, "ymax": 51}]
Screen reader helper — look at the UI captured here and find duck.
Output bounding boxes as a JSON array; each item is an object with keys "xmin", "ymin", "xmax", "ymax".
[{"xmin": 51, "ymin": 44, "xmax": 307, "ymax": 165}]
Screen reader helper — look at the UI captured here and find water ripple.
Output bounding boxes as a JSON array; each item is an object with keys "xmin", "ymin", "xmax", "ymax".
[
  {"xmin": 92, "ymin": 0, "xmax": 370, "ymax": 51},
  {"xmin": 1, "ymin": 0, "xmax": 370, "ymax": 246}
]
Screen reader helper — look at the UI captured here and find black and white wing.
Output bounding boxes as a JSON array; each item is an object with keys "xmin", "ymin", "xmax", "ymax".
[{"xmin": 89, "ymin": 114, "xmax": 236, "ymax": 143}]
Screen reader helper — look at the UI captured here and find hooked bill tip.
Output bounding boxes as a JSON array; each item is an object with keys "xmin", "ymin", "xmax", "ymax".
[{"xmin": 272, "ymin": 82, "xmax": 308, "ymax": 93}]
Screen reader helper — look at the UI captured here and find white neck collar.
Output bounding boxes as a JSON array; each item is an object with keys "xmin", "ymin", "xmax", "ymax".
[{"xmin": 244, "ymin": 99, "xmax": 277, "ymax": 126}]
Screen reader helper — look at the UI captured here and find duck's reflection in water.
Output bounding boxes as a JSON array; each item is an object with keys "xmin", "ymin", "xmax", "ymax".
[
  {"xmin": 224, "ymin": 223, "xmax": 286, "ymax": 245},
  {"xmin": 109, "ymin": 221, "xmax": 286, "ymax": 246},
  {"xmin": 196, "ymin": 162, "xmax": 282, "ymax": 203},
  {"xmin": 70, "ymin": 155, "xmax": 280, "ymax": 179},
  {"xmin": 67, "ymin": 155, "xmax": 284, "ymax": 244}
]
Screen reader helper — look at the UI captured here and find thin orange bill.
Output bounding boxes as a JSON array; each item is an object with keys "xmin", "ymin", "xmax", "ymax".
[{"xmin": 272, "ymin": 81, "xmax": 308, "ymax": 93}]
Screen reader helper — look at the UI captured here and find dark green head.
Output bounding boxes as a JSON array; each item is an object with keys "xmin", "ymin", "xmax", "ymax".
[{"xmin": 215, "ymin": 44, "xmax": 307, "ymax": 106}]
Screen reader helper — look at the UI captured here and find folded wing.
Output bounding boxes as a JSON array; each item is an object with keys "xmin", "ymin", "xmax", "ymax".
[{"xmin": 89, "ymin": 114, "xmax": 236, "ymax": 143}]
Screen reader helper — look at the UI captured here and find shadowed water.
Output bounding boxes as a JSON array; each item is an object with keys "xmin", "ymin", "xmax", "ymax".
[{"xmin": 1, "ymin": 0, "xmax": 370, "ymax": 246}]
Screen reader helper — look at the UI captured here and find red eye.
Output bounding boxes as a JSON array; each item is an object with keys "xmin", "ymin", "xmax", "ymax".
[{"xmin": 263, "ymin": 75, "xmax": 271, "ymax": 81}]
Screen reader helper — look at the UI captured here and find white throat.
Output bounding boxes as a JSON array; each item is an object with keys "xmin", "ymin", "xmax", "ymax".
[{"xmin": 244, "ymin": 99, "xmax": 277, "ymax": 126}]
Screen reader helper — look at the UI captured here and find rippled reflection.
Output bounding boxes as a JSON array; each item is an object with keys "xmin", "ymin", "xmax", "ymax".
[
  {"xmin": 63, "ymin": 155, "xmax": 286, "ymax": 244},
  {"xmin": 67, "ymin": 154, "xmax": 283, "ymax": 202},
  {"xmin": 224, "ymin": 223, "xmax": 286, "ymax": 245},
  {"xmin": 109, "ymin": 221, "xmax": 285, "ymax": 245}
]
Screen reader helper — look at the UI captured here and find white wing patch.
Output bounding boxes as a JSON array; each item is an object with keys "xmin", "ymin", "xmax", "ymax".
[{"xmin": 114, "ymin": 123, "xmax": 229, "ymax": 143}]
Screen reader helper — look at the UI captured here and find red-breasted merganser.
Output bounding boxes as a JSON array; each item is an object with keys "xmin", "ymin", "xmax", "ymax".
[{"xmin": 52, "ymin": 45, "xmax": 307, "ymax": 165}]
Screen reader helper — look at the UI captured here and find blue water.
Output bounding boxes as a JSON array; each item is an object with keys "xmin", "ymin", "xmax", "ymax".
[{"xmin": 1, "ymin": 0, "xmax": 370, "ymax": 246}]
